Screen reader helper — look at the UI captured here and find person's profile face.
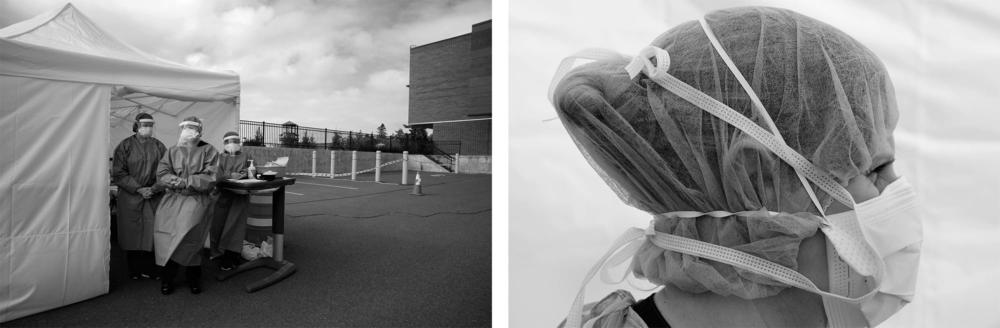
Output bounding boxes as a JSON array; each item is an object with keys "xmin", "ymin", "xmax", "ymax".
[{"xmin": 826, "ymin": 161, "xmax": 898, "ymax": 215}]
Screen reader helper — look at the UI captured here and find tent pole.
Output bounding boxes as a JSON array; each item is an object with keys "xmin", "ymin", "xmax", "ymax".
[{"xmin": 111, "ymin": 96, "xmax": 178, "ymax": 118}]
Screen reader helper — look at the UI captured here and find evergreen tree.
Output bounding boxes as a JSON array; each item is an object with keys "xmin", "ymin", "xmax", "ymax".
[{"xmin": 376, "ymin": 123, "xmax": 388, "ymax": 142}]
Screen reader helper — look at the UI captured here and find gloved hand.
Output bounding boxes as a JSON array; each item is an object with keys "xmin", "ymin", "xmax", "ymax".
[
  {"xmin": 169, "ymin": 177, "xmax": 187, "ymax": 189},
  {"xmin": 137, "ymin": 187, "xmax": 153, "ymax": 199}
]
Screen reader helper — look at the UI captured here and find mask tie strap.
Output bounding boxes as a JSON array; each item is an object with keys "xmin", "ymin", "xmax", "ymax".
[
  {"xmin": 698, "ymin": 17, "xmax": 831, "ymax": 216},
  {"xmin": 564, "ymin": 226, "xmax": 647, "ymax": 328},
  {"xmin": 629, "ymin": 46, "xmax": 855, "ymax": 211},
  {"xmin": 647, "ymin": 212, "xmax": 878, "ymax": 303},
  {"xmin": 548, "ymin": 49, "xmax": 629, "ymax": 106},
  {"xmin": 625, "ymin": 46, "xmax": 670, "ymax": 80}
]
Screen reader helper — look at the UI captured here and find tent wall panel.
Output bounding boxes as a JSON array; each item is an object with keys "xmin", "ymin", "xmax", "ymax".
[
  {"xmin": 0, "ymin": 237, "xmax": 10, "ymax": 315},
  {"xmin": 0, "ymin": 75, "xmax": 110, "ymax": 322},
  {"xmin": 7, "ymin": 233, "xmax": 70, "ymax": 321},
  {"xmin": 0, "ymin": 76, "xmax": 18, "ymax": 240},
  {"xmin": 65, "ymin": 229, "xmax": 110, "ymax": 303}
]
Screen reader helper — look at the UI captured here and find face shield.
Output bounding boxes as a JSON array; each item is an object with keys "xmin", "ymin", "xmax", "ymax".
[
  {"xmin": 136, "ymin": 120, "xmax": 155, "ymax": 137},
  {"xmin": 178, "ymin": 120, "xmax": 203, "ymax": 144},
  {"xmin": 223, "ymin": 135, "xmax": 242, "ymax": 153}
]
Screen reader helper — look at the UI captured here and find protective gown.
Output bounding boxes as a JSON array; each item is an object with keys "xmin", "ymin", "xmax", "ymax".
[
  {"xmin": 112, "ymin": 135, "xmax": 167, "ymax": 251},
  {"xmin": 211, "ymin": 151, "xmax": 252, "ymax": 256},
  {"xmin": 154, "ymin": 140, "xmax": 219, "ymax": 266}
]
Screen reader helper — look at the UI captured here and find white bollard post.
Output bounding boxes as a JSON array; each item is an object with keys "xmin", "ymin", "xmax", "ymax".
[
  {"xmin": 454, "ymin": 153, "xmax": 460, "ymax": 174},
  {"xmin": 351, "ymin": 150, "xmax": 358, "ymax": 181},
  {"xmin": 330, "ymin": 151, "xmax": 335, "ymax": 179},
  {"xmin": 311, "ymin": 150, "xmax": 317, "ymax": 177},
  {"xmin": 402, "ymin": 151, "xmax": 409, "ymax": 185},
  {"xmin": 375, "ymin": 150, "xmax": 382, "ymax": 182}
]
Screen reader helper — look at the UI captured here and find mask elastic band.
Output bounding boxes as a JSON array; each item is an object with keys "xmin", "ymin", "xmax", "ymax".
[
  {"xmin": 628, "ymin": 48, "xmax": 854, "ymax": 208},
  {"xmin": 698, "ymin": 17, "xmax": 832, "ymax": 216},
  {"xmin": 563, "ymin": 226, "xmax": 647, "ymax": 328}
]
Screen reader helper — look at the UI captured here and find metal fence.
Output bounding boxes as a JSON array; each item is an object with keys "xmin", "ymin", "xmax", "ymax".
[{"xmin": 238, "ymin": 120, "xmax": 435, "ymax": 154}]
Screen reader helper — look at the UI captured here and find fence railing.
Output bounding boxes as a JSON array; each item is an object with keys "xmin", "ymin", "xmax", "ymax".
[
  {"xmin": 239, "ymin": 120, "xmax": 433, "ymax": 154},
  {"xmin": 422, "ymin": 140, "xmax": 461, "ymax": 172}
]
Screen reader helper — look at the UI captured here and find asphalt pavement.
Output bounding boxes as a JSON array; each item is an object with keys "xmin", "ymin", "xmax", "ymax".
[{"xmin": 7, "ymin": 172, "xmax": 492, "ymax": 327}]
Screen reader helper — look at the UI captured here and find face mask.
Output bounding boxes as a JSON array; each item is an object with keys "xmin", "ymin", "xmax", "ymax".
[
  {"xmin": 224, "ymin": 143, "xmax": 241, "ymax": 154},
  {"xmin": 824, "ymin": 177, "xmax": 921, "ymax": 326},
  {"xmin": 554, "ymin": 17, "xmax": 921, "ymax": 328},
  {"xmin": 179, "ymin": 128, "xmax": 200, "ymax": 144},
  {"xmin": 137, "ymin": 127, "xmax": 153, "ymax": 137}
]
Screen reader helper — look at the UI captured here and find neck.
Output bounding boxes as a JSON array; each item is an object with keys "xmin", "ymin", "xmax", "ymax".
[{"xmin": 654, "ymin": 233, "xmax": 829, "ymax": 327}]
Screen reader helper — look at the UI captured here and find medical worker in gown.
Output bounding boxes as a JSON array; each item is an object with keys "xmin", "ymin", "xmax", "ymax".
[
  {"xmin": 154, "ymin": 116, "xmax": 219, "ymax": 295},
  {"xmin": 112, "ymin": 112, "xmax": 167, "ymax": 280},
  {"xmin": 211, "ymin": 131, "xmax": 252, "ymax": 271}
]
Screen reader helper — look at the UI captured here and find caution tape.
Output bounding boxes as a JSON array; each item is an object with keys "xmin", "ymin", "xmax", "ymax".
[
  {"xmin": 381, "ymin": 158, "xmax": 405, "ymax": 167},
  {"xmin": 288, "ymin": 158, "xmax": 405, "ymax": 177}
]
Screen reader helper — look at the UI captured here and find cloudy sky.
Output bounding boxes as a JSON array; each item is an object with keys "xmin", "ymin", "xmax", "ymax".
[{"xmin": 0, "ymin": 0, "xmax": 491, "ymax": 134}]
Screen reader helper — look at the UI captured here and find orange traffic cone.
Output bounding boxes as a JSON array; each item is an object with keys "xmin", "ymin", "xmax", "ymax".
[{"xmin": 410, "ymin": 171, "xmax": 424, "ymax": 196}]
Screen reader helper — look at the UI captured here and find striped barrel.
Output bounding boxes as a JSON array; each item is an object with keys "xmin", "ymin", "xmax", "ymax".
[{"xmin": 245, "ymin": 190, "xmax": 274, "ymax": 244}]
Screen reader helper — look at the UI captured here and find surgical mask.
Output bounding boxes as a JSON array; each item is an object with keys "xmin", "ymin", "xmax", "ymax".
[
  {"xmin": 179, "ymin": 128, "xmax": 200, "ymax": 143},
  {"xmin": 224, "ymin": 143, "xmax": 241, "ymax": 154},
  {"xmin": 137, "ymin": 126, "xmax": 153, "ymax": 137},
  {"xmin": 823, "ymin": 176, "xmax": 921, "ymax": 326},
  {"xmin": 554, "ymin": 17, "xmax": 921, "ymax": 328}
]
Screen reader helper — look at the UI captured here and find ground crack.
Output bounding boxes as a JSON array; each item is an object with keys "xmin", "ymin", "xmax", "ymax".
[{"xmin": 288, "ymin": 208, "xmax": 491, "ymax": 219}]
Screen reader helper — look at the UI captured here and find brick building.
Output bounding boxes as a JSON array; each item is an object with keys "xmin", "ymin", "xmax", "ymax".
[{"xmin": 407, "ymin": 20, "xmax": 491, "ymax": 155}]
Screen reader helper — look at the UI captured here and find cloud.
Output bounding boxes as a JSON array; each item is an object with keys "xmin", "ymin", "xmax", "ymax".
[
  {"xmin": 0, "ymin": 0, "xmax": 491, "ymax": 132},
  {"xmin": 366, "ymin": 69, "xmax": 408, "ymax": 90}
]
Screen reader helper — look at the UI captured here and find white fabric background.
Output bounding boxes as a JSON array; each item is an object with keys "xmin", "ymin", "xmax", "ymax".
[
  {"xmin": 511, "ymin": 0, "xmax": 1000, "ymax": 327},
  {"xmin": 0, "ymin": 76, "xmax": 111, "ymax": 322}
]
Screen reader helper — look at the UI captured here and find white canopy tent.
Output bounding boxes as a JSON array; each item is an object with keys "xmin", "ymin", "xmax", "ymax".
[{"xmin": 0, "ymin": 3, "xmax": 239, "ymax": 322}]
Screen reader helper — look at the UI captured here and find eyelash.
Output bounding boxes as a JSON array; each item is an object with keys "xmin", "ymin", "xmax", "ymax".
[{"xmin": 866, "ymin": 159, "xmax": 895, "ymax": 177}]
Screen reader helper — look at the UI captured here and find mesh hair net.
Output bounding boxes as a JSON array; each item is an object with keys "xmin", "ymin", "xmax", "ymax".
[{"xmin": 552, "ymin": 7, "xmax": 898, "ymax": 299}]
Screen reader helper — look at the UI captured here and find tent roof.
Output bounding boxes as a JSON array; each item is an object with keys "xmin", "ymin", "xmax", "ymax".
[
  {"xmin": 0, "ymin": 3, "xmax": 190, "ymax": 69},
  {"xmin": 0, "ymin": 3, "xmax": 239, "ymax": 102}
]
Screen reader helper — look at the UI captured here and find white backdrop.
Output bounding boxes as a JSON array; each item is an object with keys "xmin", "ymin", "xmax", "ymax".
[{"xmin": 510, "ymin": 0, "xmax": 1000, "ymax": 327}]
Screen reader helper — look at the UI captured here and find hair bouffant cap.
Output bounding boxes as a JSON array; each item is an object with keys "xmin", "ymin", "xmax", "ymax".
[{"xmin": 552, "ymin": 6, "xmax": 898, "ymax": 299}]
